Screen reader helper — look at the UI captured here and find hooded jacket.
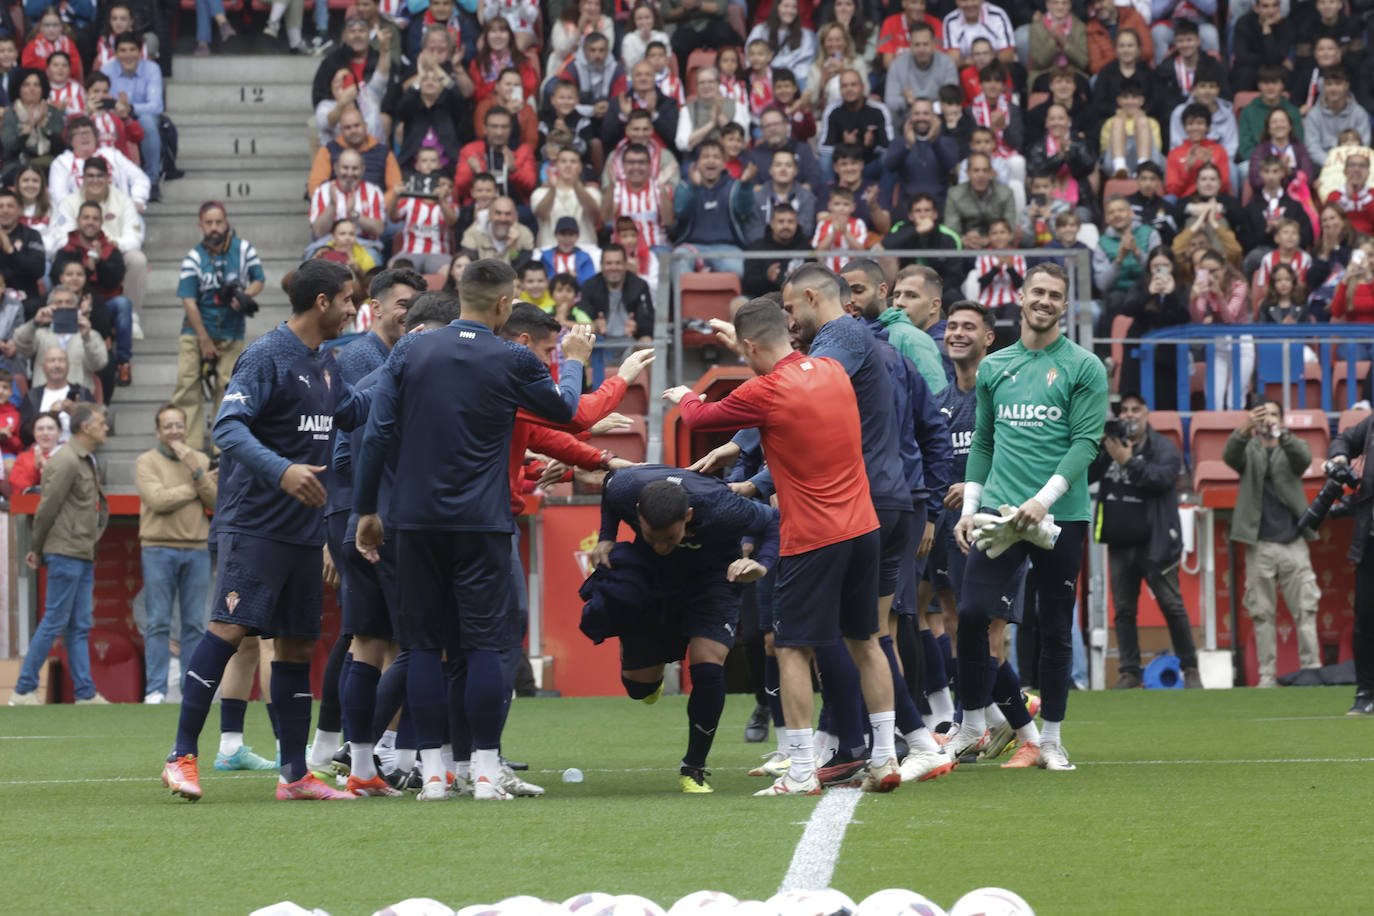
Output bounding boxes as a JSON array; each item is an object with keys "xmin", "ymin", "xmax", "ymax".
[
  {"xmin": 671, "ymin": 173, "xmax": 755, "ymax": 247},
  {"xmin": 876, "ymin": 306, "xmax": 947, "ymax": 395},
  {"xmin": 551, "ymin": 48, "xmax": 627, "ymax": 120},
  {"xmin": 1304, "ymin": 97, "xmax": 1373, "ymax": 167}
]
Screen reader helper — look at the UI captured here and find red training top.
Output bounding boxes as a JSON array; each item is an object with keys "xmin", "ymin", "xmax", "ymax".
[
  {"xmin": 679, "ymin": 351, "xmax": 877, "ymax": 556},
  {"xmin": 1330, "ymin": 281, "xmax": 1374, "ymax": 322}
]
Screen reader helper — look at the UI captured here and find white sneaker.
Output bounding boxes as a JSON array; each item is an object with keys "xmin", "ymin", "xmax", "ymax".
[
  {"xmin": 899, "ymin": 748, "xmax": 955, "ymax": 783},
  {"xmin": 262, "ymin": 18, "xmax": 280, "ymax": 38},
  {"xmin": 143, "ymin": 691, "xmax": 165, "ymax": 705},
  {"xmin": 8, "ymin": 690, "xmax": 39, "ymax": 706},
  {"xmin": 748, "ymin": 750, "xmax": 791, "ymax": 778},
  {"xmin": 941, "ymin": 723, "xmax": 990, "ymax": 759},
  {"xmin": 376, "ymin": 742, "xmax": 397, "ymax": 775},
  {"xmin": 753, "ymin": 770, "xmax": 822, "ymax": 796},
  {"xmin": 472, "ymin": 775, "xmax": 513, "ymax": 801},
  {"xmin": 981, "ymin": 721, "xmax": 1015, "ymax": 759},
  {"xmin": 860, "ymin": 757, "xmax": 901, "ymax": 793},
  {"xmin": 74, "ymin": 693, "xmax": 110, "ymax": 705},
  {"xmin": 1037, "ymin": 740, "xmax": 1076, "ymax": 771},
  {"xmin": 499, "ymin": 762, "xmax": 545, "ymax": 796},
  {"xmin": 130, "ymin": 312, "xmax": 144, "ymax": 341},
  {"xmin": 416, "ymin": 776, "xmax": 450, "ymax": 801}
]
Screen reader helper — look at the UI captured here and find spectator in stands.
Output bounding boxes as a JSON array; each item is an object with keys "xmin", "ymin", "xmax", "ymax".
[
  {"xmin": 880, "ymin": 194, "xmax": 964, "ymax": 296},
  {"xmin": 94, "ymin": 4, "xmax": 139, "ymax": 71},
  {"xmin": 1330, "ymin": 241, "xmax": 1374, "ymax": 321},
  {"xmin": 45, "ymin": 51, "xmax": 83, "ymax": 115},
  {"xmin": 0, "ymin": 187, "xmax": 47, "ymax": 309},
  {"xmin": 581, "ymin": 244, "xmax": 653, "ymax": 343},
  {"xmin": 1, "ymin": 68, "xmax": 65, "ymax": 171},
  {"xmin": 748, "ymin": 0, "xmax": 817, "ymax": 86},
  {"xmin": 1117, "ymin": 246, "xmax": 1189, "ymax": 408},
  {"xmin": 959, "ymin": 63, "xmax": 1021, "ymax": 178},
  {"xmin": 16, "ymin": 166, "xmax": 52, "ymax": 250},
  {"xmin": 388, "ymin": 157, "xmax": 457, "ymax": 273},
  {"xmin": 1167, "ymin": 74, "xmax": 1238, "ymax": 168},
  {"xmin": 549, "ymin": 272, "xmax": 593, "ymax": 327},
  {"xmin": 821, "ymin": 0, "xmax": 877, "ymax": 59},
  {"xmin": 55, "ymin": 199, "xmax": 132, "ymax": 385},
  {"xmin": 751, "ymin": 147, "xmax": 815, "ymax": 244},
  {"xmin": 883, "ymin": 22, "xmax": 958, "ymax": 128},
  {"xmin": 944, "ymin": 151, "xmax": 1014, "ymax": 250},
  {"xmin": 742, "ymin": 203, "xmax": 807, "ymax": 298},
  {"xmin": 1026, "ymin": 102, "xmax": 1096, "ymax": 221},
  {"xmin": 1095, "ymin": 194, "xmax": 1160, "ymax": 322},
  {"xmin": 1154, "ymin": 21, "xmax": 1225, "ymax": 121},
  {"xmin": 1238, "ymin": 67, "xmax": 1304, "ymax": 170},
  {"xmin": 48, "ymin": 156, "xmax": 143, "ymax": 337},
  {"xmin": 941, "ymin": 0, "xmax": 1015, "ymax": 69},
  {"xmin": 883, "ymin": 96, "xmax": 958, "ymax": 211},
  {"xmin": 1256, "ymin": 263, "xmax": 1312, "ymax": 323},
  {"xmin": 1307, "ymin": 201, "xmax": 1357, "ymax": 313},
  {"xmin": 1291, "ymin": 35, "xmax": 1343, "ymax": 118},
  {"xmin": 454, "ymin": 106, "xmax": 536, "ymax": 206},
  {"xmin": 315, "ymin": 53, "xmax": 390, "ymax": 148},
  {"xmin": 356, "ymin": 0, "xmax": 404, "ymax": 69},
  {"xmin": 541, "ymin": 83, "xmax": 599, "ymax": 175},
  {"xmin": 549, "ymin": 0, "xmax": 615, "ymax": 65},
  {"xmin": 1191, "ymin": 249, "xmax": 1252, "ymax": 407},
  {"xmin": 1306, "ymin": 67, "xmax": 1370, "ymax": 167},
  {"xmin": 10, "ymin": 410, "xmax": 61, "ymax": 490},
  {"xmin": 878, "ymin": 0, "xmax": 941, "ymax": 70},
  {"xmin": 1085, "ymin": 0, "xmax": 1152, "ymax": 75},
  {"xmin": 804, "ymin": 22, "xmax": 866, "ymax": 116},
  {"xmin": 1325, "ymin": 153, "xmax": 1374, "ymax": 235},
  {"xmin": 532, "ymin": 147, "xmax": 602, "ymax": 248},
  {"xmin": 601, "ymin": 143, "xmax": 672, "ymax": 251},
  {"xmin": 323, "ymin": 218, "xmax": 376, "ymax": 274},
  {"xmin": 670, "ymin": 139, "xmax": 755, "ymax": 281},
  {"xmin": 1233, "ymin": 0, "xmax": 1292, "ymax": 92},
  {"xmin": 1090, "ymin": 27, "xmax": 1156, "ymax": 128},
  {"xmin": 771, "ymin": 70, "xmax": 817, "ymax": 144},
  {"xmin": 818, "ymin": 67, "xmax": 891, "ymax": 176},
  {"xmin": 743, "ymin": 106, "xmax": 823, "ymax": 194},
  {"xmin": 541, "ymin": 216, "xmax": 598, "ymax": 284},
  {"xmin": 621, "ymin": 1, "xmax": 670, "ymax": 69},
  {"xmin": 460, "ymin": 194, "xmax": 533, "ymax": 263},
  {"xmin": 1295, "ymin": 0, "xmax": 1362, "ymax": 62},
  {"xmin": 308, "ymin": 148, "xmax": 385, "ymax": 249},
  {"xmin": 471, "ymin": 18, "xmax": 535, "ymax": 103},
  {"xmin": 48, "ymin": 116, "xmax": 148, "ymax": 211},
  {"xmin": 1028, "ymin": 0, "xmax": 1088, "ymax": 86},
  {"xmin": 18, "ymin": 347, "xmax": 94, "ymax": 444},
  {"xmin": 1225, "ymin": 400, "xmax": 1322, "ymax": 687},
  {"xmin": 21, "ymin": 8, "xmax": 83, "ymax": 82},
  {"xmin": 14, "ymin": 286, "xmax": 106, "ymax": 390},
  {"xmin": 1173, "ymin": 161, "xmax": 1247, "ymax": 264},
  {"xmin": 1316, "ymin": 128, "xmax": 1374, "ymax": 200},
  {"xmin": 518, "ymin": 261, "xmax": 556, "ymax": 313},
  {"xmin": 602, "ymin": 107, "xmax": 679, "ymax": 193},
  {"xmin": 100, "ymin": 32, "xmax": 161, "ymax": 191},
  {"xmin": 83, "ymin": 72, "xmax": 142, "ymax": 154},
  {"xmin": 1089, "ymin": 392, "xmax": 1199, "ymax": 689},
  {"xmin": 1100, "ymin": 78, "xmax": 1161, "ymax": 179},
  {"xmin": 718, "ymin": 45, "xmax": 752, "ymax": 117},
  {"xmin": 676, "ymin": 67, "xmax": 749, "ymax": 156},
  {"xmin": 603, "ymin": 60, "xmax": 678, "ymax": 153},
  {"xmin": 311, "ymin": 16, "xmax": 378, "ymax": 108},
  {"xmin": 394, "ymin": 69, "xmax": 467, "ymax": 172},
  {"xmin": 1247, "ymin": 157, "xmax": 1316, "ymax": 260},
  {"xmin": 136, "ymin": 402, "xmax": 215, "ymax": 705},
  {"xmin": 549, "ymin": 34, "xmax": 626, "ymax": 126},
  {"xmin": 404, "ymin": 0, "xmax": 464, "ymax": 62},
  {"xmin": 309, "ymin": 105, "xmax": 403, "ymax": 197},
  {"xmin": 6, "ymin": 402, "xmax": 109, "ymax": 707},
  {"xmin": 1247, "ymin": 107, "xmax": 1315, "ymax": 193},
  {"xmin": 174, "ymin": 202, "xmax": 265, "ymax": 452},
  {"xmin": 811, "ymin": 185, "xmax": 867, "ymax": 272},
  {"xmin": 1150, "ymin": 4, "xmax": 1220, "ymax": 68},
  {"xmin": 1166, "ymin": 104, "xmax": 1232, "ymax": 197},
  {"xmin": 478, "ymin": 69, "xmax": 539, "ymax": 150},
  {"xmin": 49, "ymin": 260, "xmax": 114, "ymax": 404},
  {"xmin": 1025, "ymin": 65, "xmax": 1090, "ymax": 149}
]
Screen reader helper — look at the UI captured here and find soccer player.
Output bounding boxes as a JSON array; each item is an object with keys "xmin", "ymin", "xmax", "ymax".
[
  {"xmin": 668, "ymin": 293, "xmax": 898, "ymax": 796},
  {"xmin": 947, "ymin": 263, "xmax": 1108, "ymax": 772},
  {"xmin": 160, "ymin": 259, "xmax": 369, "ymax": 802},
  {"xmin": 587, "ymin": 467, "xmax": 780, "ymax": 793},
  {"xmin": 353, "ymin": 259, "xmax": 594, "ymax": 801}
]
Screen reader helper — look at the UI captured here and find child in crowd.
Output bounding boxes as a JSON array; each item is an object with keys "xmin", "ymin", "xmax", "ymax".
[
  {"xmin": 720, "ymin": 123, "xmax": 748, "ymax": 178},
  {"xmin": 613, "ymin": 216, "xmax": 659, "ymax": 291},
  {"xmin": 645, "ymin": 42, "xmax": 684, "ymax": 105},
  {"xmin": 1253, "ymin": 219, "xmax": 1314, "ymax": 287},
  {"xmin": 1257, "ymin": 263, "xmax": 1314, "ymax": 323},
  {"xmin": 326, "ymin": 219, "xmax": 377, "ymax": 274},
  {"xmin": 771, "ymin": 70, "xmax": 815, "ymax": 142},
  {"xmin": 520, "ymin": 261, "xmax": 555, "ymax": 311},
  {"xmin": 812, "ymin": 186, "xmax": 868, "ymax": 271},
  {"xmin": 717, "ymin": 46, "xmax": 751, "ymax": 114},
  {"xmin": 0, "ymin": 369, "xmax": 20, "ymax": 461},
  {"xmin": 974, "ymin": 218, "xmax": 1025, "ymax": 319},
  {"xmin": 46, "ymin": 52, "xmax": 83, "ymax": 114},
  {"xmin": 1128, "ymin": 161, "xmax": 1178, "ymax": 246},
  {"xmin": 540, "ymin": 80, "xmax": 598, "ymax": 163},
  {"xmin": 541, "ymin": 216, "xmax": 598, "ymax": 284},
  {"xmin": 1101, "ymin": 79, "xmax": 1161, "ymax": 178},
  {"xmin": 550, "ymin": 272, "xmax": 593, "ymax": 327},
  {"xmin": 938, "ymin": 84, "xmax": 965, "ymax": 137},
  {"xmin": 1021, "ymin": 170, "xmax": 1071, "ymax": 246},
  {"xmin": 746, "ymin": 39, "xmax": 777, "ymax": 122}
]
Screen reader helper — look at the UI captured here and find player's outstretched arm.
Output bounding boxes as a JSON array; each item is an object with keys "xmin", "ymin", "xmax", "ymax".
[
  {"xmin": 213, "ymin": 357, "xmax": 292, "ymax": 490},
  {"xmin": 515, "ymin": 325, "xmax": 592, "ymax": 423}
]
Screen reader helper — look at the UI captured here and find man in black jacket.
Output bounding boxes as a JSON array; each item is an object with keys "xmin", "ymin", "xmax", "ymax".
[
  {"xmin": 0, "ymin": 189, "xmax": 46, "ymax": 315},
  {"xmin": 878, "ymin": 194, "xmax": 964, "ymax": 300},
  {"xmin": 311, "ymin": 17, "xmax": 379, "ymax": 107},
  {"xmin": 600, "ymin": 60, "xmax": 677, "ymax": 153},
  {"xmin": 1328, "ymin": 417, "xmax": 1374, "ymax": 715},
  {"xmin": 1089, "ymin": 393, "xmax": 1201, "ymax": 689},
  {"xmin": 742, "ymin": 205, "xmax": 807, "ymax": 298},
  {"xmin": 19, "ymin": 347, "xmax": 96, "ymax": 445},
  {"xmin": 581, "ymin": 245, "xmax": 653, "ymax": 343}
]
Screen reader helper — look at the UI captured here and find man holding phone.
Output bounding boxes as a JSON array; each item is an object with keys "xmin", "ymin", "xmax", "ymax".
[{"xmin": 12, "ymin": 287, "xmax": 107, "ymax": 392}]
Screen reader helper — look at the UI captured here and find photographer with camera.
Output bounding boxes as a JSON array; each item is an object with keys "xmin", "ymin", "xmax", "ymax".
[
  {"xmin": 1090, "ymin": 393, "xmax": 1201, "ymax": 689},
  {"xmin": 172, "ymin": 201, "xmax": 265, "ymax": 452},
  {"xmin": 1224, "ymin": 398, "xmax": 1322, "ymax": 687},
  {"xmin": 1326, "ymin": 415, "xmax": 1374, "ymax": 714}
]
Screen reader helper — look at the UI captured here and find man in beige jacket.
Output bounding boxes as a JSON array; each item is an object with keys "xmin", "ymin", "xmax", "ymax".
[
  {"xmin": 8, "ymin": 403, "xmax": 110, "ymax": 705},
  {"xmin": 136, "ymin": 403, "xmax": 216, "ymax": 705}
]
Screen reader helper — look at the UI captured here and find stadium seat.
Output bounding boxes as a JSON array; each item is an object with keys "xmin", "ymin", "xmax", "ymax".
[
  {"xmin": 1232, "ymin": 91, "xmax": 1260, "ymax": 115},
  {"xmin": 1333, "ymin": 360, "xmax": 1370, "ymax": 408},
  {"xmin": 609, "ymin": 363, "xmax": 650, "ymax": 414},
  {"xmin": 662, "ymin": 366, "xmax": 752, "ymax": 467},
  {"xmin": 1027, "ymin": 91, "xmax": 1049, "ymax": 110},
  {"xmin": 679, "ymin": 272, "xmax": 740, "ymax": 347},
  {"xmin": 1191, "ymin": 458, "xmax": 1238, "ymax": 493},
  {"xmin": 424, "ymin": 272, "xmax": 445, "ymax": 291},
  {"xmin": 588, "ymin": 414, "xmax": 647, "ymax": 463},
  {"xmin": 1150, "ymin": 410, "xmax": 1185, "ymax": 458},
  {"xmin": 1189, "ymin": 410, "xmax": 1248, "ymax": 466},
  {"xmin": 12, "ymin": 372, "xmax": 27, "ymax": 398},
  {"xmin": 1284, "ymin": 409, "xmax": 1330, "ymax": 459},
  {"xmin": 1109, "ymin": 313, "xmax": 1132, "ymax": 391},
  {"xmin": 1102, "ymin": 178, "xmax": 1138, "ymax": 201},
  {"xmin": 1240, "ymin": 179, "xmax": 1254, "ymax": 206},
  {"xmin": 684, "ymin": 49, "xmax": 718, "ymax": 97},
  {"xmin": 1338, "ymin": 408, "xmax": 1371, "ymax": 432}
]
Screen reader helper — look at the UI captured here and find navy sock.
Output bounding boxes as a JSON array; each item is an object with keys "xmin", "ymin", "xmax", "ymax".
[
  {"xmin": 992, "ymin": 660, "xmax": 1032, "ymax": 729},
  {"xmin": 270, "ymin": 660, "xmax": 313, "ymax": 783},
  {"xmin": 396, "ymin": 706, "xmax": 416, "ymax": 752},
  {"xmin": 814, "ymin": 641, "xmax": 866, "ymax": 758},
  {"xmin": 920, "ymin": 629, "xmax": 949, "ymax": 698},
  {"xmin": 684, "ymin": 663, "xmax": 725, "ymax": 769},
  {"xmin": 880, "ymin": 635, "xmax": 926, "ymax": 735},
  {"xmin": 464, "ymin": 649, "xmax": 505, "ymax": 750},
  {"xmin": 621, "ymin": 675, "xmax": 662, "ymax": 700},
  {"xmin": 341, "ymin": 660, "xmax": 380, "ymax": 748},
  {"xmin": 817, "ymin": 702, "xmax": 833, "ymax": 734},
  {"xmin": 937, "ymin": 632, "xmax": 954, "ymax": 684},
  {"xmin": 895, "ymin": 616, "xmax": 927, "ymax": 713},
  {"xmin": 446, "ymin": 660, "xmax": 472, "ymax": 760},
  {"xmin": 265, "ymin": 702, "xmax": 280, "ymax": 740},
  {"xmin": 220, "ymin": 697, "xmax": 247, "ymax": 735},
  {"xmin": 406, "ymin": 648, "xmax": 446, "ymax": 750},
  {"xmin": 316, "ymin": 636, "xmax": 349, "ymax": 733},
  {"xmin": 172, "ymin": 631, "xmax": 237, "ymax": 759},
  {"xmin": 498, "ymin": 646, "xmax": 520, "ymax": 734},
  {"xmin": 371, "ymin": 650, "xmax": 408, "ymax": 741},
  {"xmin": 336, "ymin": 652, "xmax": 353, "ymax": 742},
  {"xmin": 763, "ymin": 654, "xmax": 784, "ymax": 727}
]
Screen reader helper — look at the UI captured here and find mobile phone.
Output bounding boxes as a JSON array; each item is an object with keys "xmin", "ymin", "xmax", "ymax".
[
  {"xmin": 51, "ymin": 308, "xmax": 77, "ymax": 334},
  {"xmin": 1031, "ymin": 193, "xmax": 1048, "ymax": 207},
  {"xmin": 1153, "ymin": 264, "xmax": 1170, "ymax": 279},
  {"xmin": 1352, "ymin": 249, "xmax": 1367, "ymax": 267},
  {"xmin": 1195, "ymin": 268, "xmax": 1210, "ymax": 284}
]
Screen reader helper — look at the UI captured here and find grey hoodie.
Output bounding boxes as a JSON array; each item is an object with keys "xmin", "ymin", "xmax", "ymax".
[
  {"xmin": 1304, "ymin": 97, "xmax": 1372, "ymax": 166},
  {"xmin": 883, "ymin": 51, "xmax": 960, "ymax": 126}
]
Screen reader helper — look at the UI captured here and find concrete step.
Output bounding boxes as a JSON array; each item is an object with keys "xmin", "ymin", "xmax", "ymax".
[
  {"xmin": 174, "ymin": 111, "xmax": 312, "ymax": 129},
  {"xmin": 167, "ymin": 82, "xmax": 314, "ymax": 113},
  {"xmin": 179, "ymin": 127, "xmax": 314, "ymax": 160},
  {"xmin": 160, "ymin": 173, "xmax": 309, "ymax": 205},
  {"xmin": 179, "ymin": 155, "xmax": 310, "ymax": 174},
  {"xmin": 174, "ymin": 54, "xmax": 321, "ymax": 85},
  {"xmin": 145, "ymin": 211, "xmax": 307, "ymax": 252}
]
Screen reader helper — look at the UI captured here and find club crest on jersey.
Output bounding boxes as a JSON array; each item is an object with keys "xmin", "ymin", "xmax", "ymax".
[
  {"xmin": 1046, "ymin": 368, "xmax": 1058, "ymax": 387},
  {"xmin": 225, "ymin": 591, "xmax": 240, "ymax": 615}
]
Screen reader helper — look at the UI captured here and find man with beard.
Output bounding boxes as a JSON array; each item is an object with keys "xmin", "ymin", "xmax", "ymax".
[
  {"xmin": 743, "ymin": 205, "xmax": 808, "ymax": 298},
  {"xmin": 742, "ymin": 107, "xmax": 824, "ymax": 196}
]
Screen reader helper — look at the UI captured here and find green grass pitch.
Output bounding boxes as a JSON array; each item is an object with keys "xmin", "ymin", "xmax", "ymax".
[{"xmin": 2, "ymin": 688, "xmax": 1372, "ymax": 915}]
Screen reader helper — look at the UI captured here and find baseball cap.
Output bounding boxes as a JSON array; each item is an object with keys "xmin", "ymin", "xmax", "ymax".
[{"xmin": 555, "ymin": 217, "xmax": 579, "ymax": 235}]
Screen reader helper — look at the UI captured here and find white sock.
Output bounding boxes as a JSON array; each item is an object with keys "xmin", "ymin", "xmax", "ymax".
[
  {"xmin": 903, "ymin": 726, "xmax": 940, "ymax": 754},
  {"xmin": 394, "ymin": 748, "xmax": 416, "ymax": 772},
  {"xmin": 928, "ymin": 687, "xmax": 955, "ymax": 726},
  {"xmin": 1112, "ymin": 156, "xmax": 1128, "ymax": 172},
  {"xmin": 813, "ymin": 729, "xmax": 832, "ymax": 761},
  {"xmin": 419, "ymin": 747, "xmax": 445, "ymax": 783},
  {"xmin": 218, "ymin": 731, "xmax": 243, "ymax": 756},
  {"xmin": 351, "ymin": 742, "xmax": 377, "ymax": 780},
  {"xmin": 274, "ymin": 739, "xmax": 281, "ymax": 762},
  {"xmin": 1015, "ymin": 722, "xmax": 1040, "ymax": 745},
  {"xmin": 985, "ymin": 702, "xmax": 1008, "ymax": 729},
  {"xmin": 455, "ymin": 759, "xmax": 471, "ymax": 779},
  {"xmin": 784, "ymin": 729, "xmax": 815, "ymax": 781},
  {"xmin": 440, "ymin": 743, "xmax": 454, "ymax": 775},
  {"xmin": 307, "ymin": 729, "xmax": 340, "ymax": 767},
  {"xmin": 287, "ymin": 27, "xmax": 302, "ymax": 48},
  {"xmin": 868, "ymin": 710, "xmax": 896, "ymax": 764},
  {"xmin": 472, "ymin": 747, "xmax": 501, "ymax": 785},
  {"xmin": 268, "ymin": 2, "xmax": 286, "ymax": 20},
  {"xmin": 775, "ymin": 729, "xmax": 788, "ymax": 758},
  {"xmin": 1041, "ymin": 720, "xmax": 1062, "ymax": 745},
  {"xmin": 964, "ymin": 707, "xmax": 987, "ymax": 736},
  {"xmin": 377, "ymin": 729, "xmax": 397, "ymax": 749}
]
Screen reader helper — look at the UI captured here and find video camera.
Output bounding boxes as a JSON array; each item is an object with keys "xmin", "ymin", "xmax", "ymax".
[
  {"xmin": 1297, "ymin": 460, "xmax": 1362, "ymax": 533},
  {"xmin": 216, "ymin": 279, "xmax": 259, "ymax": 317}
]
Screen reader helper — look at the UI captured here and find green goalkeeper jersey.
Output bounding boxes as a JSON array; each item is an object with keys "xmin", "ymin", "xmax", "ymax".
[{"xmin": 965, "ymin": 334, "xmax": 1109, "ymax": 522}]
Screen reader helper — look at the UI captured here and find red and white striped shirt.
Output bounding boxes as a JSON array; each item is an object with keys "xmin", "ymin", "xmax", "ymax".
[
  {"xmin": 94, "ymin": 36, "xmax": 147, "ymax": 71},
  {"xmin": 721, "ymin": 75, "xmax": 749, "ymax": 113},
  {"xmin": 811, "ymin": 217, "xmax": 868, "ymax": 272},
  {"xmin": 49, "ymin": 80, "xmax": 84, "ymax": 114},
  {"xmin": 309, "ymin": 180, "xmax": 386, "ymax": 233},
  {"xmin": 394, "ymin": 196, "xmax": 452, "ymax": 256},
  {"xmin": 971, "ymin": 92, "xmax": 1014, "ymax": 158},
  {"xmin": 749, "ymin": 71, "xmax": 775, "ymax": 119},
  {"xmin": 1253, "ymin": 248, "xmax": 1313, "ymax": 287},
  {"xmin": 656, "ymin": 70, "xmax": 685, "ymax": 105},
  {"xmin": 611, "ymin": 179, "xmax": 667, "ymax": 248},
  {"xmin": 1328, "ymin": 187, "xmax": 1374, "ymax": 234},
  {"xmin": 976, "ymin": 254, "xmax": 1025, "ymax": 310},
  {"xmin": 548, "ymin": 249, "xmax": 581, "ymax": 276},
  {"xmin": 89, "ymin": 110, "xmax": 125, "ymax": 149}
]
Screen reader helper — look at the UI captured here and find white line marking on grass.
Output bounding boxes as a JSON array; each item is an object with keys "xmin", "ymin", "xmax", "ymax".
[
  {"xmin": 1252, "ymin": 716, "xmax": 1359, "ymax": 722},
  {"xmin": 1090, "ymin": 757, "xmax": 1374, "ymax": 765},
  {"xmin": 0, "ymin": 735, "xmax": 101, "ymax": 739},
  {"xmin": 778, "ymin": 787, "xmax": 862, "ymax": 892}
]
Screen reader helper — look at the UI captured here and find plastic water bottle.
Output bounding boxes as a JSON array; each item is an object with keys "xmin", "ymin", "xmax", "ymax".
[{"xmin": 562, "ymin": 767, "xmax": 584, "ymax": 783}]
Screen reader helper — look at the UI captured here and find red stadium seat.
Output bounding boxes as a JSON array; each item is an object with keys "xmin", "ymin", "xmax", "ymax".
[
  {"xmin": 1283, "ymin": 409, "xmax": 1330, "ymax": 459},
  {"xmin": 1338, "ymin": 408, "xmax": 1371, "ymax": 432},
  {"xmin": 424, "ymin": 272, "xmax": 445, "ymax": 291},
  {"xmin": 1027, "ymin": 91, "xmax": 1049, "ymax": 110},
  {"xmin": 1232, "ymin": 91, "xmax": 1260, "ymax": 117},
  {"xmin": 679, "ymin": 272, "xmax": 740, "ymax": 347},
  {"xmin": 684, "ymin": 49, "xmax": 718, "ymax": 98},
  {"xmin": 1149, "ymin": 410, "xmax": 1184, "ymax": 458},
  {"xmin": 1262, "ymin": 362, "xmax": 1323, "ymax": 409},
  {"xmin": 1102, "ymin": 178, "xmax": 1138, "ymax": 201},
  {"xmin": 1333, "ymin": 360, "xmax": 1370, "ymax": 407},
  {"xmin": 1191, "ymin": 458, "xmax": 1238, "ymax": 493},
  {"xmin": 588, "ymin": 414, "xmax": 647, "ymax": 462},
  {"xmin": 1189, "ymin": 410, "xmax": 1248, "ymax": 466}
]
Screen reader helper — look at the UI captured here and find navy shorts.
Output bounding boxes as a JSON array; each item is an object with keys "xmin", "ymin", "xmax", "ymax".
[
  {"xmin": 754, "ymin": 566, "xmax": 778, "ymax": 633},
  {"xmin": 338, "ymin": 531, "xmax": 395, "ymax": 641},
  {"xmin": 891, "ymin": 505, "xmax": 931, "ymax": 616},
  {"xmin": 211, "ymin": 532, "xmax": 324, "ymax": 640},
  {"xmin": 326, "ymin": 512, "xmax": 350, "ymax": 633},
  {"xmin": 877, "ymin": 508, "xmax": 914, "ymax": 598},
  {"xmin": 773, "ymin": 529, "xmax": 881, "ymax": 647},
  {"xmin": 619, "ymin": 541, "xmax": 741, "ymax": 670},
  {"xmin": 926, "ymin": 510, "xmax": 963, "ymax": 594},
  {"xmin": 958, "ymin": 507, "xmax": 1041, "ymax": 624},
  {"xmin": 394, "ymin": 529, "xmax": 511, "ymax": 653}
]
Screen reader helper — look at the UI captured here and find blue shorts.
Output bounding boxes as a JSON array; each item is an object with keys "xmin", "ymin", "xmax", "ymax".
[
  {"xmin": 877, "ymin": 508, "xmax": 915, "ymax": 598},
  {"xmin": 958, "ymin": 507, "xmax": 1039, "ymax": 624},
  {"xmin": 211, "ymin": 533, "xmax": 324, "ymax": 640},
  {"xmin": 326, "ymin": 512, "xmax": 352, "ymax": 634},
  {"xmin": 926, "ymin": 510, "xmax": 963, "ymax": 594},
  {"xmin": 338, "ymin": 532, "xmax": 395, "ymax": 641},
  {"xmin": 619, "ymin": 540, "xmax": 741, "ymax": 670},
  {"xmin": 754, "ymin": 565, "xmax": 778, "ymax": 633},
  {"xmin": 394, "ymin": 529, "xmax": 511, "ymax": 653},
  {"xmin": 773, "ymin": 529, "xmax": 880, "ymax": 647},
  {"xmin": 891, "ymin": 505, "xmax": 931, "ymax": 616}
]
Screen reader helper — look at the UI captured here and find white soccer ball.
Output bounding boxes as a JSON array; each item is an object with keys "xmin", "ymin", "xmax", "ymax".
[
  {"xmin": 856, "ymin": 889, "xmax": 947, "ymax": 916},
  {"xmin": 497, "ymin": 897, "xmax": 561, "ymax": 916},
  {"xmin": 668, "ymin": 891, "xmax": 739, "ymax": 916},
  {"xmin": 563, "ymin": 895, "xmax": 615, "ymax": 915},
  {"xmin": 766, "ymin": 889, "xmax": 856, "ymax": 916},
  {"xmin": 731, "ymin": 900, "xmax": 782, "ymax": 916},
  {"xmin": 586, "ymin": 894, "xmax": 668, "ymax": 916},
  {"xmin": 374, "ymin": 900, "xmax": 456, "ymax": 916},
  {"xmin": 454, "ymin": 905, "xmax": 501, "ymax": 916},
  {"xmin": 947, "ymin": 888, "xmax": 1034, "ymax": 916}
]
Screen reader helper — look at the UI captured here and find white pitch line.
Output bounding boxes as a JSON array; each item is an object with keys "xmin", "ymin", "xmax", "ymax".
[
  {"xmin": 0, "ymin": 735, "xmax": 101, "ymax": 739},
  {"xmin": 778, "ymin": 787, "xmax": 862, "ymax": 892},
  {"xmin": 1090, "ymin": 757, "xmax": 1374, "ymax": 765}
]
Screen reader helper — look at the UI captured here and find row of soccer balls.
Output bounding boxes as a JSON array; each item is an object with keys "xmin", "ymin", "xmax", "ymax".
[{"xmin": 368, "ymin": 888, "xmax": 1036, "ymax": 916}]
